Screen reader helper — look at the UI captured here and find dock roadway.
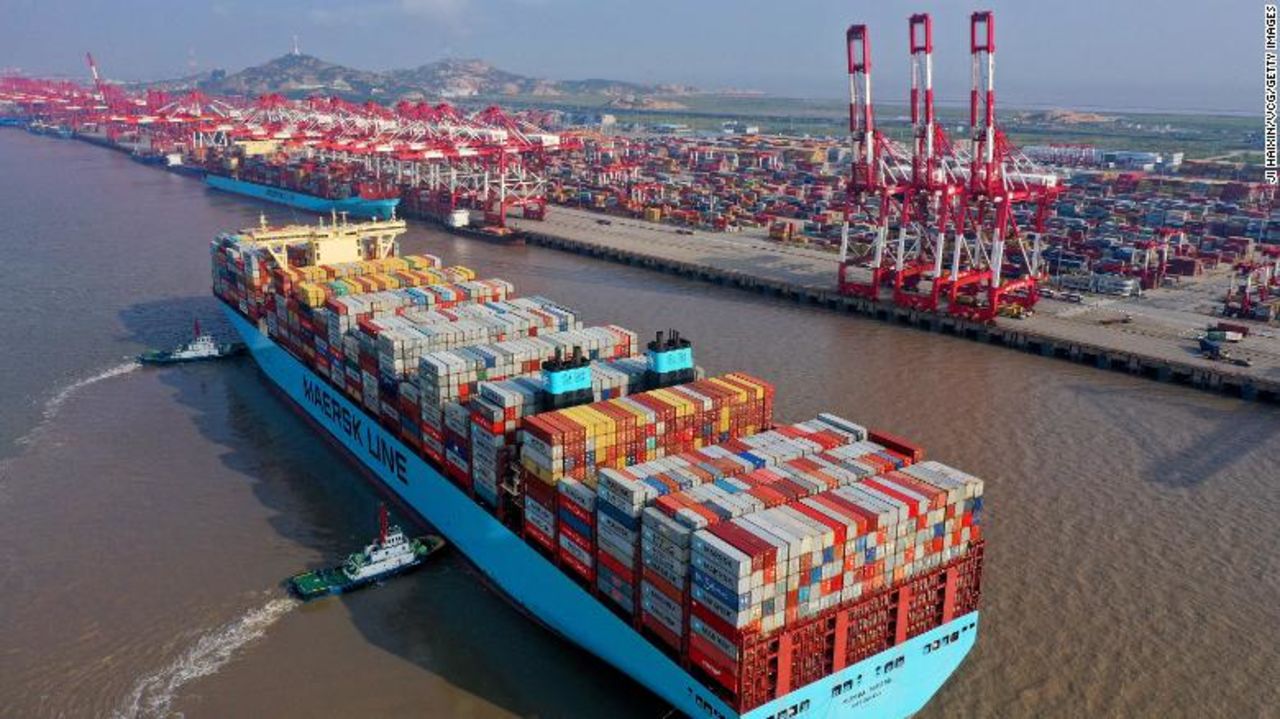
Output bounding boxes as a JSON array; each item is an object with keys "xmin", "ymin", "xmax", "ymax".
[{"xmin": 511, "ymin": 208, "xmax": 1280, "ymax": 403}]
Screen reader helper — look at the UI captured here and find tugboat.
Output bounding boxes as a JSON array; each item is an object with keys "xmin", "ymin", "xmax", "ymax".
[
  {"xmin": 288, "ymin": 506, "xmax": 446, "ymax": 601},
  {"xmin": 138, "ymin": 320, "xmax": 246, "ymax": 365}
]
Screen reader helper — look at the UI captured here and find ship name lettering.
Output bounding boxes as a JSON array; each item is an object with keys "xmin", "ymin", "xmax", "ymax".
[
  {"xmin": 365, "ymin": 426, "xmax": 409, "ymax": 484},
  {"xmin": 304, "ymin": 376, "xmax": 409, "ymax": 484},
  {"xmin": 304, "ymin": 376, "xmax": 363, "ymax": 441}
]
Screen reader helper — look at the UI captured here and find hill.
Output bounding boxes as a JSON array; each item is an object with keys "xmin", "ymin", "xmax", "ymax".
[
  {"xmin": 205, "ymin": 53, "xmax": 385, "ymax": 97},
  {"xmin": 150, "ymin": 53, "xmax": 697, "ymax": 102}
]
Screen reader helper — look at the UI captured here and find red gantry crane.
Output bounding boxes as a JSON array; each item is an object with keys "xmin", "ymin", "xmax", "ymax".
[
  {"xmin": 839, "ymin": 10, "xmax": 1061, "ymax": 323},
  {"xmin": 1225, "ymin": 250, "xmax": 1280, "ymax": 319},
  {"xmin": 953, "ymin": 11, "xmax": 1061, "ymax": 321},
  {"xmin": 837, "ymin": 21, "xmax": 913, "ymax": 301},
  {"xmin": 838, "ymin": 13, "xmax": 969, "ymax": 313},
  {"xmin": 0, "ymin": 55, "xmax": 575, "ymax": 232}
]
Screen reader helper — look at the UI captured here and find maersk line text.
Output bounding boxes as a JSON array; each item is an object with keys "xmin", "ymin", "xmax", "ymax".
[{"xmin": 303, "ymin": 376, "xmax": 409, "ymax": 483}]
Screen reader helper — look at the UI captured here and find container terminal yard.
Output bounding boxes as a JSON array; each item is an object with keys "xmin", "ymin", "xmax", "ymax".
[{"xmin": 7, "ymin": 12, "xmax": 1272, "ymax": 403}]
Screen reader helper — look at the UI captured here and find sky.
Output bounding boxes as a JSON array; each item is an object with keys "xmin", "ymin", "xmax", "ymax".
[{"xmin": 0, "ymin": 0, "xmax": 1259, "ymax": 113}]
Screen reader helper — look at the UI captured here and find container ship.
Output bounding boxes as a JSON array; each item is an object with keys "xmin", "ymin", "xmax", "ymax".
[
  {"xmin": 212, "ymin": 216, "xmax": 985, "ymax": 719},
  {"xmin": 205, "ymin": 155, "xmax": 400, "ymax": 220},
  {"xmin": 398, "ymin": 186, "xmax": 527, "ymax": 245}
]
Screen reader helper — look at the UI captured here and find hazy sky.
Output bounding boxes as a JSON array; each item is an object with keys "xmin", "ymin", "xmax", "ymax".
[{"xmin": 0, "ymin": 0, "xmax": 1259, "ymax": 113}]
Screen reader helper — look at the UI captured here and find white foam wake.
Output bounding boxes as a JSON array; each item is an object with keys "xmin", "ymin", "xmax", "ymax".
[
  {"xmin": 14, "ymin": 359, "xmax": 141, "ymax": 448},
  {"xmin": 44, "ymin": 360, "xmax": 142, "ymax": 421},
  {"xmin": 114, "ymin": 597, "xmax": 297, "ymax": 719}
]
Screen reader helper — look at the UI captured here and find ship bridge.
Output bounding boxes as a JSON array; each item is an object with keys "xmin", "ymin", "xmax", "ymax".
[{"xmin": 225, "ymin": 212, "xmax": 408, "ymax": 267}]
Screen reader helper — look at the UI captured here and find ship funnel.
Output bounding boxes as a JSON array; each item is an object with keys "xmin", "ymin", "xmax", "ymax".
[{"xmin": 646, "ymin": 327, "xmax": 696, "ymax": 389}]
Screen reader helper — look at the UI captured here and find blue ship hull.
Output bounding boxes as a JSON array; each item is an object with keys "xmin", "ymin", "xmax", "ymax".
[
  {"xmin": 206, "ymin": 175, "xmax": 400, "ymax": 220},
  {"xmin": 223, "ymin": 305, "xmax": 979, "ymax": 719}
]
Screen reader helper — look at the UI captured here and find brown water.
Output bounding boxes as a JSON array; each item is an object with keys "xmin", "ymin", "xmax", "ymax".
[{"xmin": 1, "ymin": 130, "xmax": 1278, "ymax": 719}]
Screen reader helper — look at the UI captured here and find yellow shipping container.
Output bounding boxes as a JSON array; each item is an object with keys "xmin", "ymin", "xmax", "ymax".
[
  {"xmin": 614, "ymin": 398, "xmax": 650, "ymax": 428},
  {"xmin": 651, "ymin": 389, "xmax": 693, "ymax": 418},
  {"xmin": 661, "ymin": 392, "xmax": 690, "ymax": 421},
  {"xmin": 403, "ymin": 254, "xmax": 435, "ymax": 270},
  {"xmin": 295, "ymin": 282, "xmax": 327, "ymax": 308},
  {"xmin": 706, "ymin": 377, "xmax": 750, "ymax": 405},
  {"xmin": 573, "ymin": 406, "xmax": 611, "ymax": 440},
  {"xmin": 572, "ymin": 407, "xmax": 600, "ymax": 438},
  {"xmin": 586, "ymin": 408, "xmax": 618, "ymax": 449},
  {"xmin": 521, "ymin": 456, "xmax": 556, "ymax": 484},
  {"xmin": 556, "ymin": 409, "xmax": 587, "ymax": 437},
  {"xmin": 559, "ymin": 407, "xmax": 584, "ymax": 438},
  {"xmin": 725, "ymin": 373, "xmax": 767, "ymax": 400}
]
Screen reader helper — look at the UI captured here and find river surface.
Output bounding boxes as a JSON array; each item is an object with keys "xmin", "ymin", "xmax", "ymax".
[{"xmin": 1, "ymin": 130, "xmax": 1277, "ymax": 719}]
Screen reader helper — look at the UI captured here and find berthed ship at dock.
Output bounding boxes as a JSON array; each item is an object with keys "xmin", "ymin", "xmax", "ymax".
[
  {"xmin": 212, "ymin": 216, "xmax": 986, "ymax": 719},
  {"xmin": 204, "ymin": 154, "xmax": 400, "ymax": 220}
]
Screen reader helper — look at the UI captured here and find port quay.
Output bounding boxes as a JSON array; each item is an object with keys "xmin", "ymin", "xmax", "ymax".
[
  {"xmin": 516, "ymin": 208, "xmax": 1280, "ymax": 403},
  {"xmin": 4, "ymin": 10, "xmax": 1275, "ymax": 407}
]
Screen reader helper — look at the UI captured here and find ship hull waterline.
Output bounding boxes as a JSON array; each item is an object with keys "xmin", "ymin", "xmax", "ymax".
[
  {"xmin": 222, "ymin": 305, "xmax": 978, "ymax": 719},
  {"xmin": 206, "ymin": 175, "xmax": 400, "ymax": 220}
]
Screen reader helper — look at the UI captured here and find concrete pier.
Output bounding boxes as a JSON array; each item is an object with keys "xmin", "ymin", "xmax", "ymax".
[{"xmin": 511, "ymin": 208, "xmax": 1280, "ymax": 404}]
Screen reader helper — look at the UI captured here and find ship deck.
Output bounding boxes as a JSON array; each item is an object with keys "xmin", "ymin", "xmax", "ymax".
[{"xmin": 222, "ymin": 303, "xmax": 980, "ymax": 719}]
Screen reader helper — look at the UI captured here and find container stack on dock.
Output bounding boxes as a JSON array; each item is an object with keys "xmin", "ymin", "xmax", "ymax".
[
  {"xmin": 548, "ymin": 134, "xmax": 849, "ymax": 243},
  {"xmin": 211, "ymin": 219, "xmax": 987, "ymax": 715}
]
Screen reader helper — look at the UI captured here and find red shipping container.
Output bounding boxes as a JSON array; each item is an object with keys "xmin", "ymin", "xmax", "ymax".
[
  {"xmin": 642, "ymin": 612, "xmax": 682, "ymax": 652},
  {"xmin": 596, "ymin": 547, "xmax": 636, "ymax": 584},
  {"xmin": 868, "ymin": 429, "xmax": 924, "ymax": 463},
  {"xmin": 559, "ymin": 523, "xmax": 593, "ymax": 555},
  {"xmin": 559, "ymin": 543, "xmax": 595, "ymax": 582},
  {"xmin": 688, "ymin": 631, "xmax": 739, "ymax": 692},
  {"xmin": 525, "ymin": 522, "xmax": 555, "ymax": 553}
]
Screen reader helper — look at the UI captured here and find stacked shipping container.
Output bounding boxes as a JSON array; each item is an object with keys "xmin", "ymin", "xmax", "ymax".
[
  {"xmin": 516, "ymin": 375, "xmax": 775, "ymax": 566},
  {"xmin": 519, "ymin": 375, "xmax": 774, "ymax": 484},
  {"xmin": 211, "ymin": 232, "xmax": 987, "ymax": 715},
  {"xmin": 597, "ymin": 418, "xmax": 868, "ymax": 615},
  {"xmin": 469, "ymin": 357, "xmax": 653, "ymax": 507}
]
